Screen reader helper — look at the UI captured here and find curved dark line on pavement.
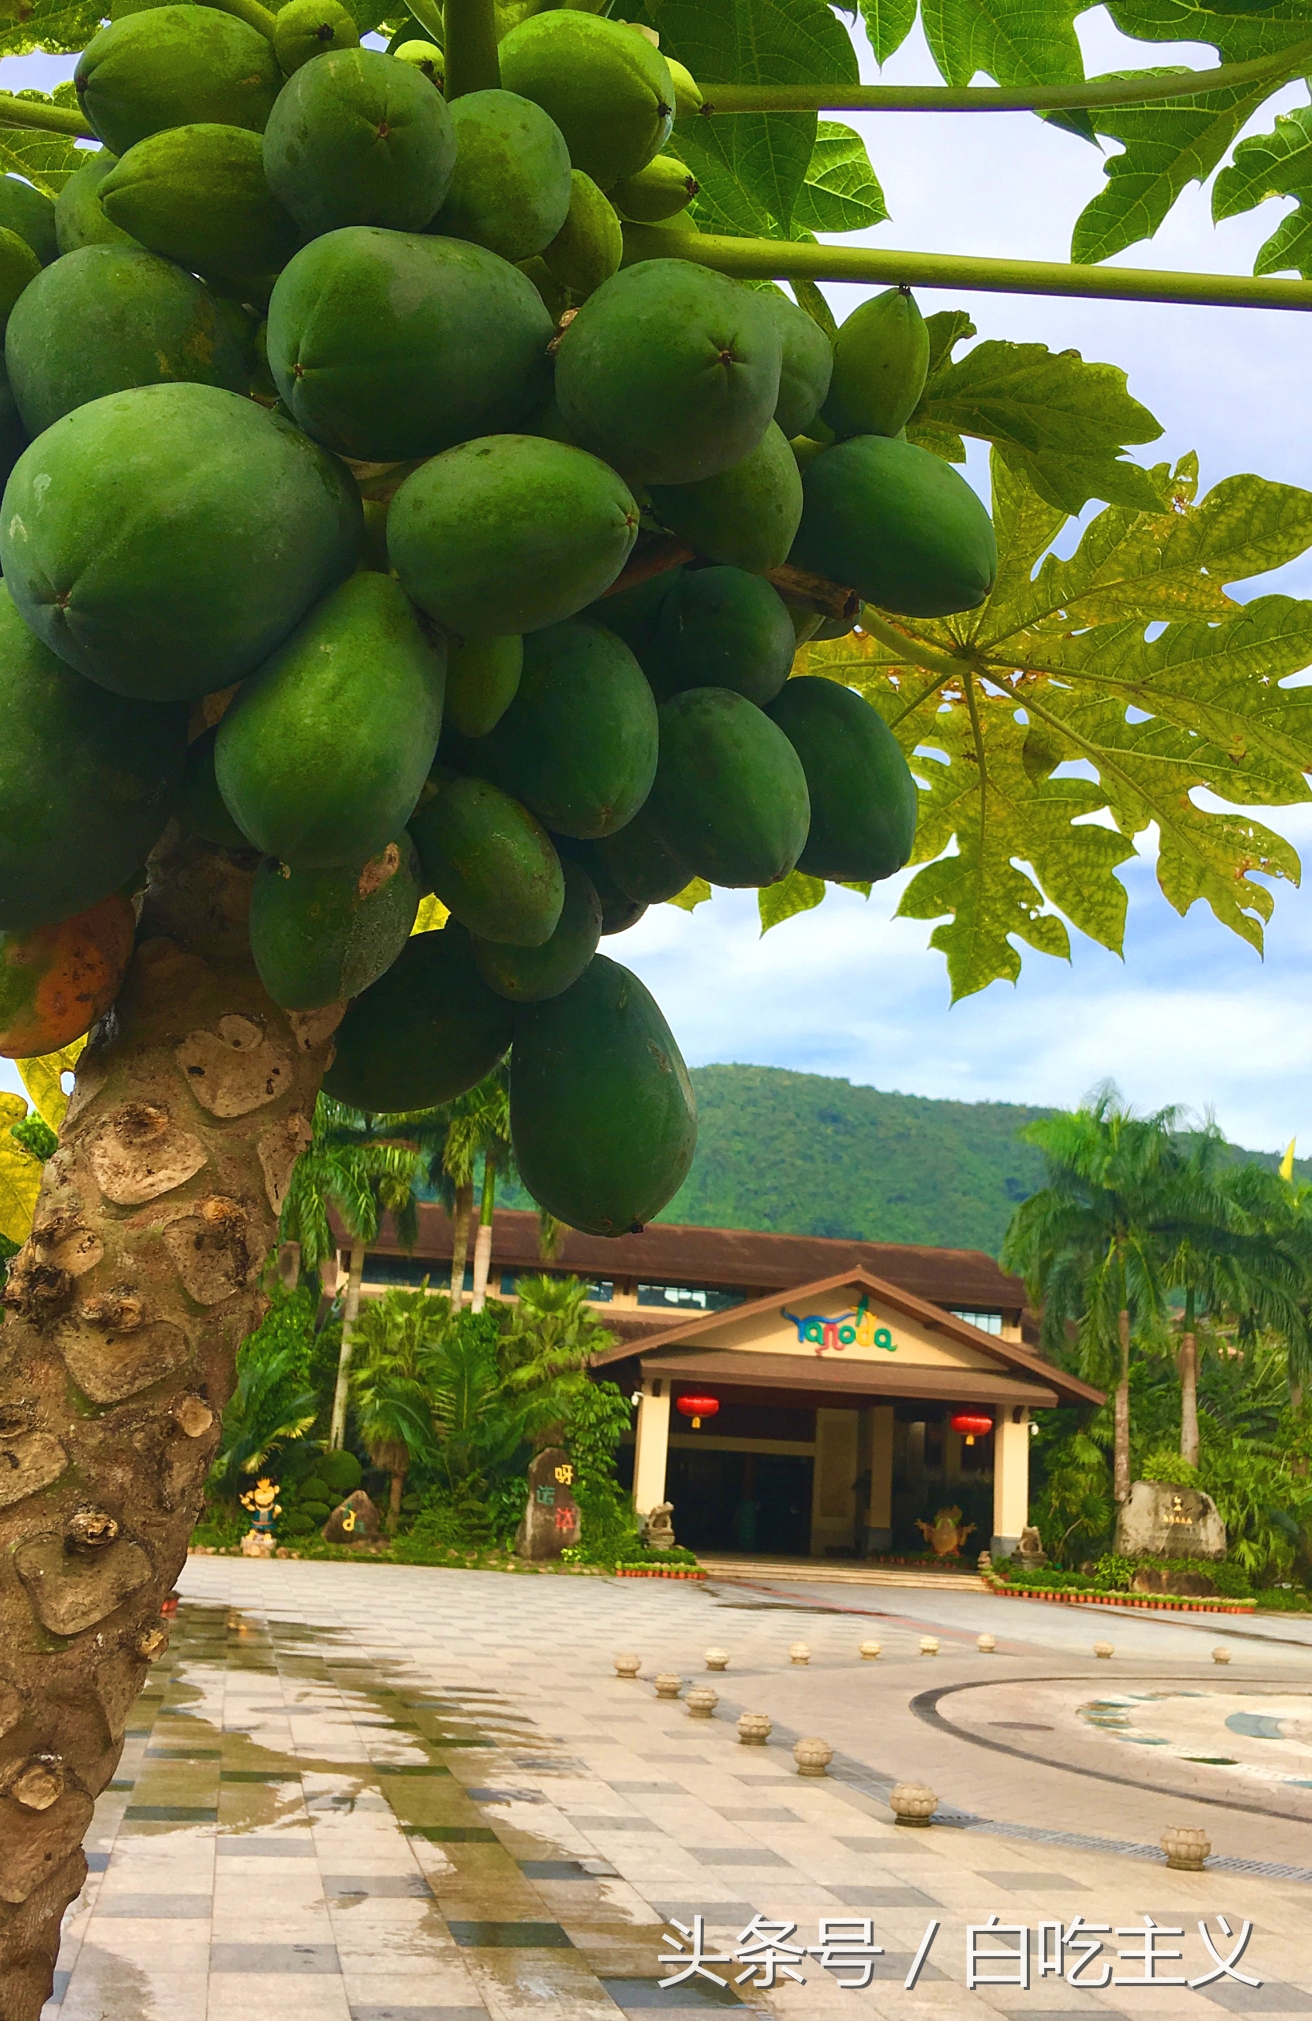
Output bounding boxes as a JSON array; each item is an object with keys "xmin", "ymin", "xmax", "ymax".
[{"xmin": 911, "ymin": 1676, "xmax": 1312, "ymax": 1823}]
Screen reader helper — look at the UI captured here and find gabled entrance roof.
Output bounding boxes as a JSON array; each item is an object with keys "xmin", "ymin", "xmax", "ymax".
[{"xmin": 592, "ymin": 1265, "xmax": 1102, "ymax": 1408}]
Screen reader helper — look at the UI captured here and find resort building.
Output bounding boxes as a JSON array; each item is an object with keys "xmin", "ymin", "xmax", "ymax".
[{"xmin": 355, "ymin": 1208, "xmax": 1102, "ymax": 1562}]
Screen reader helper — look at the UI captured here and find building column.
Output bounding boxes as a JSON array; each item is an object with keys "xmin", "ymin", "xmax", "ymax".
[
  {"xmin": 992, "ymin": 1408, "xmax": 1030, "ymax": 1556},
  {"xmin": 864, "ymin": 1406, "xmax": 894, "ymax": 1552},
  {"xmin": 632, "ymin": 1378, "xmax": 671, "ymax": 1517}
]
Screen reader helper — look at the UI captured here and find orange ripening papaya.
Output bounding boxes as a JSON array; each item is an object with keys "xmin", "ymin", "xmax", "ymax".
[{"xmin": 0, "ymin": 891, "xmax": 135, "ymax": 1058}]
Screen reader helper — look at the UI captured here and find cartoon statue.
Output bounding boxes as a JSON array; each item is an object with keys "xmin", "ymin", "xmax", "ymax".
[
  {"xmin": 239, "ymin": 1476, "xmax": 280, "ymax": 1558},
  {"xmin": 916, "ymin": 1505, "xmax": 974, "ymax": 1558},
  {"xmin": 641, "ymin": 1502, "xmax": 676, "ymax": 1553}
]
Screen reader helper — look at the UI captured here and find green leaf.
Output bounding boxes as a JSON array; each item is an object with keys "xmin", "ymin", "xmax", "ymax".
[
  {"xmin": 859, "ymin": 0, "xmax": 916, "ymax": 66},
  {"xmin": 908, "ymin": 327, "xmax": 1165, "ymax": 514},
  {"xmin": 1105, "ymin": 0, "xmax": 1311, "ymax": 68},
  {"xmin": 1072, "ymin": 78, "xmax": 1274, "ymax": 264},
  {"xmin": 0, "ymin": 0, "xmax": 103, "ymax": 57},
  {"xmin": 793, "ymin": 450, "xmax": 1312, "ymax": 999},
  {"xmin": 666, "ymin": 877, "xmax": 713, "ymax": 911},
  {"xmin": 0, "ymin": 1114, "xmax": 41, "ymax": 1247},
  {"xmin": 1212, "ymin": 106, "xmax": 1312, "ymax": 278},
  {"xmin": 921, "ymin": 0, "xmax": 1086, "ymax": 90},
  {"xmin": 0, "ymin": 119, "xmax": 85, "ymax": 193},
  {"xmin": 1254, "ymin": 206, "xmax": 1312, "ymax": 279},
  {"xmin": 791, "ymin": 120, "xmax": 888, "ymax": 235},
  {"xmin": 758, "ymin": 869, "xmax": 825, "ymax": 932},
  {"xmin": 17, "ymin": 1037, "xmax": 84, "ymax": 1130},
  {"xmin": 635, "ymin": 0, "xmax": 856, "ymax": 234}
]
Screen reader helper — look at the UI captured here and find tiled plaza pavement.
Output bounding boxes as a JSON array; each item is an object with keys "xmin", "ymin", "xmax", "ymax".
[{"xmin": 41, "ymin": 1559, "xmax": 1312, "ymax": 2021}]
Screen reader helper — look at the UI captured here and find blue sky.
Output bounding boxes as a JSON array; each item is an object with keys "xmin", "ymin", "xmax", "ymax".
[{"xmin": 5, "ymin": 11, "xmax": 1312, "ymax": 1153}]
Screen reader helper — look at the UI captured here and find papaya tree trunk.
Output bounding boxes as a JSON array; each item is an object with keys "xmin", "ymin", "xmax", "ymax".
[
  {"xmin": 1113, "ymin": 1306, "xmax": 1132, "ymax": 1503},
  {"xmin": 470, "ymin": 1160, "xmax": 496, "ymax": 1313},
  {"xmin": 0, "ymin": 833, "xmax": 336, "ymax": 2021},
  {"xmin": 1178, "ymin": 1330, "xmax": 1199, "ymax": 1469},
  {"xmin": 327, "ymin": 1242, "xmax": 366, "ymax": 1450},
  {"xmin": 449, "ymin": 1181, "xmax": 473, "ymax": 1311}
]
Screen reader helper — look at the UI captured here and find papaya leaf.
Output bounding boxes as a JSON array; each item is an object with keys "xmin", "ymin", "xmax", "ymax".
[
  {"xmin": 920, "ymin": 0, "xmax": 1087, "ymax": 91},
  {"xmin": 1105, "ymin": 0, "xmax": 1310, "ymax": 68},
  {"xmin": 17, "ymin": 1037, "xmax": 85, "ymax": 1130},
  {"xmin": 634, "ymin": 0, "xmax": 856, "ymax": 234},
  {"xmin": 0, "ymin": 1124, "xmax": 42, "ymax": 1247},
  {"xmin": 0, "ymin": 85, "xmax": 88, "ymax": 192},
  {"xmin": 859, "ymin": 0, "xmax": 916, "ymax": 66},
  {"xmin": 791, "ymin": 120, "xmax": 888, "ymax": 236},
  {"xmin": 793, "ymin": 450, "xmax": 1312, "ymax": 999},
  {"xmin": 758, "ymin": 868, "xmax": 825, "ymax": 932},
  {"xmin": 0, "ymin": 0, "xmax": 103, "ymax": 57},
  {"xmin": 666, "ymin": 877, "xmax": 712, "ymax": 912},
  {"xmin": 908, "ymin": 327, "xmax": 1166, "ymax": 514},
  {"xmin": 1071, "ymin": 79, "xmax": 1273, "ymax": 264},
  {"xmin": 411, "ymin": 895, "xmax": 450, "ymax": 934},
  {"xmin": 1213, "ymin": 106, "xmax": 1312, "ymax": 277}
]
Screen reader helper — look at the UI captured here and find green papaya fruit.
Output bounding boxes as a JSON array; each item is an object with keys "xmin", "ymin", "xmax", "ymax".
[
  {"xmin": 250, "ymin": 834, "xmax": 422, "ymax": 1009},
  {"xmin": 100, "ymin": 124, "xmax": 299, "ymax": 291},
  {"xmin": 0, "ymin": 382, "xmax": 362, "ymax": 702},
  {"xmin": 469, "ymin": 855, "xmax": 601, "ymax": 1001},
  {"xmin": 54, "ymin": 150, "xmax": 140, "ymax": 255},
  {"xmin": 562, "ymin": 839, "xmax": 647, "ymax": 934},
  {"xmin": 0, "ymin": 176, "xmax": 55, "ymax": 266},
  {"xmin": 410, "ymin": 771, "xmax": 564, "ymax": 946},
  {"xmin": 554, "ymin": 259, "xmax": 782, "ymax": 485},
  {"xmin": 498, "ymin": 13, "xmax": 673, "ymax": 190},
  {"xmin": 275, "ymin": 0, "xmax": 359, "ymax": 73},
  {"xmin": 388, "ymin": 434, "xmax": 638, "ymax": 638},
  {"xmin": 510, "ymin": 954, "xmax": 696, "ymax": 1235},
  {"xmin": 790, "ymin": 434, "xmax": 996, "ymax": 618},
  {"xmin": 648, "ymin": 420, "xmax": 802, "ymax": 574},
  {"xmin": 610, "ymin": 155, "xmax": 697, "ymax": 223},
  {"xmin": 760, "ymin": 287, "xmax": 833, "ymax": 439},
  {"xmin": 75, "ymin": 8, "xmax": 282, "ymax": 157},
  {"xmin": 215, "ymin": 573, "xmax": 445, "ymax": 868},
  {"xmin": 541, "ymin": 170, "xmax": 622, "ymax": 297},
  {"xmin": 516, "ymin": 255, "xmax": 569, "ymax": 324},
  {"xmin": 594, "ymin": 800, "xmax": 691, "ymax": 904},
  {"xmin": 647, "ymin": 687, "xmax": 809, "ymax": 887},
  {"xmin": 393, "ymin": 37, "xmax": 444, "ymax": 86},
  {"xmin": 266, "ymin": 227, "xmax": 552, "ymax": 461},
  {"xmin": 0, "ymin": 358, "xmax": 27, "ymax": 497},
  {"xmin": 444, "ymin": 633, "xmax": 522, "ymax": 738},
  {"xmin": 766, "ymin": 674, "xmax": 917, "ymax": 882},
  {"xmin": 666, "ymin": 56, "xmax": 702, "ymax": 121},
  {"xmin": 0, "ymin": 584, "xmax": 186, "ymax": 933},
  {"xmin": 428, "ymin": 89, "xmax": 571, "ymax": 264},
  {"xmin": 0, "ymin": 230, "xmax": 39, "ymax": 338},
  {"xmin": 463, "ymin": 619, "xmax": 657, "ymax": 839},
  {"xmin": 822, "ymin": 285, "xmax": 929, "ymax": 440},
  {"xmin": 582, "ymin": 566, "xmax": 679, "ymax": 680},
  {"xmin": 324, "ymin": 921, "xmax": 513, "ymax": 1109},
  {"xmin": 650, "ymin": 565, "xmax": 795, "ymax": 706},
  {"xmin": 6, "ymin": 245, "xmax": 254, "ymax": 438},
  {"xmin": 178, "ymin": 725, "xmax": 250, "ymax": 850},
  {"xmin": 263, "ymin": 48, "xmax": 456, "ymax": 236}
]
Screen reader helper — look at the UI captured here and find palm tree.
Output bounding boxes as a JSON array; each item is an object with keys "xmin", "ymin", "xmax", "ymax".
[
  {"xmin": 279, "ymin": 1095, "xmax": 421, "ymax": 1448},
  {"xmin": 501, "ymin": 1273, "xmax": 613, "ymax": 1385},
  {"xmin": 1003, "ymin": 1086, "xmax": 1181, "ymax": 1502},
  {"xmin": 211, "ymin": 1332, "xmax": 319, "ymax": 1494},
  {"xmin": 348, "ymin": 1283, "xmax": 447, "ymax": 1520},
  {"xmin": 362, "ymin": 1076, "xmax": 509, "ymax": 1313}
]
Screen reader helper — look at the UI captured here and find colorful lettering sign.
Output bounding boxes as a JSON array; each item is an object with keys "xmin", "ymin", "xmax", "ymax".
[{"xmin": 781, "ymin": 1291, "xmax": 895, "ymax": 1357}]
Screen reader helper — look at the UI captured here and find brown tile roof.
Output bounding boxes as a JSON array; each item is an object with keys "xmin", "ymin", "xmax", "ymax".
[{"xmin": 359, "ymin": 1204, "xmax": 1030, "ymax": 1312}]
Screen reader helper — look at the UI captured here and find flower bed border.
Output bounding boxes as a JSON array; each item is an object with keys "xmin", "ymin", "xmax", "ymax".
[
  {"xmin": 983, "ymin": 1573, "xmax": 1254, "ymax": 1614},
  {"xmin": 613, "ymin": 1564, "xmax": 707, "ymax": 1581}
]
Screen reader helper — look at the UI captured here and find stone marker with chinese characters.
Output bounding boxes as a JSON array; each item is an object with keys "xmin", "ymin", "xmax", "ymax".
[
  {"xmin": 516, "ymin": 1447, "xmax": 580, "ymax": 1560},
  {"xmin": 321, "ymin": 1489, "xmax": 383, "ymax": 1545},
  {"xmin": 1114, "ymin": 1480, "xmax": 1225, "ymax": 1560}
]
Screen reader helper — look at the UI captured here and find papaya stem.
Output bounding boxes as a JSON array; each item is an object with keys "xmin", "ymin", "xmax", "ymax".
[
  {"xmin": 0, "ymin": 93, "xmax": 96, "ymax": 139},
  {"xmin": 206, "ymin": 0, "xmax": 279, "ymax": 40},
  {"xmin": 859, "ymin": 607, "xmax": 973, "ymax": 679},
  {"xmin": 405, "ymin": 0, "xmax": 446, "ymax": 48},
  {"xmin": 621, "ymin": 226, "xmax": 1312, "ymax": 313},
  {"xmin": 695, "ymin": 38, "xmax": 1312, "ymax": 117},
  {"xmin": 444, "ymin": 0, "xmax": 500, "ymax": 98}
]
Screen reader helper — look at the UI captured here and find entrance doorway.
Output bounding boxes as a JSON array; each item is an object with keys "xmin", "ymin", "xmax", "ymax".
[{"xmin": 666, "ymin": 1450, "xmax": 814, "ymax": 1555}]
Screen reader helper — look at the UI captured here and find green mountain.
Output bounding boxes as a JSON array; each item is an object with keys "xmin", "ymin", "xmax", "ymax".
[{"xmin": 501, "ymin": 1062, "xmax": 1307, "ymax": 1259}]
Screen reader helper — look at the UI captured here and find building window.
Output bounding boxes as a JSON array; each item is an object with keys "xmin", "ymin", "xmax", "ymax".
[
  {"xmin": 950, "ymin": 1308, "xmax": 1003, "ymax": 1335},
  {"xmin": 637, "ymin": 1283, "xmax": 747, "ymax": 1312},
  {"xmin": 500, "ymin": 1271, "xmax": 614, "ymax": 1302},
  {"xmin": 363, "ymin": 1256, "xmax": 448, "ymax": 1288}
]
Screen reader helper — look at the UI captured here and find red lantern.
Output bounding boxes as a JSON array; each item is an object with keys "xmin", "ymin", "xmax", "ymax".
[
  {"xmin": 676, "ymin": 1394, "xmax": 720, "ymax": 1430},
  {"xmin": 951, "ymin": 1412, "xmax": 994, "ymax": 1446}
]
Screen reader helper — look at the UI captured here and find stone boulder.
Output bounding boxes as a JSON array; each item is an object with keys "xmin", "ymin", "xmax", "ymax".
[
  {"xmin": 1130, "ymin": 1565, "xmax": 1217, "ymax": 1597},
  {"xmin": 1114, "ymin": 1480, "xmax": 1225, "ymax": 1561},
  {"xmin": 514, "ymin": 1447, "xmax": 580, "ymax": 1561},
  {"xmin": 322, "ymin": 1489, "xmax": 382, "ymax": 1544}
]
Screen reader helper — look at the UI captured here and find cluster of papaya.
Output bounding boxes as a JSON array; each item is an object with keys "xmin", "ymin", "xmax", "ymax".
[{"xmin": 0, "ymin": 0, "xmax": 998, "ymax": 1237}]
